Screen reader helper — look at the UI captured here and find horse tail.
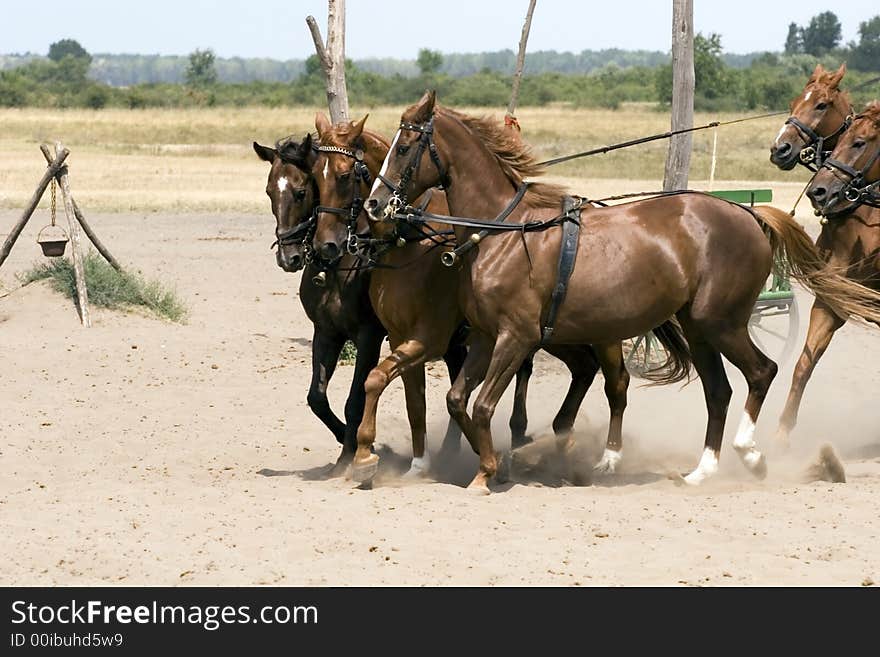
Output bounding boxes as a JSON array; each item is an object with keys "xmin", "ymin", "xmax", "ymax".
[
  {"xmin": 751, "ymin": 205, "xmax": 880, "ymax": 325},
  {"xmin": 641, "ymin": 316, "xmax": 693, "ymax": 386}
]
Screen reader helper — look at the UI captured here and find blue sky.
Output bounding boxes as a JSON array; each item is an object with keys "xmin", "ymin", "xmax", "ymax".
[{"xmin": 1, "ymin": 1, "xmax": 877, "ymax": 59}]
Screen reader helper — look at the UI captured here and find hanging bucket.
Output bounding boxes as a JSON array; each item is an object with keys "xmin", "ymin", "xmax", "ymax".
[{"xmin": 37, "ymin": 224, "xmax": 69, "ymax": 257}]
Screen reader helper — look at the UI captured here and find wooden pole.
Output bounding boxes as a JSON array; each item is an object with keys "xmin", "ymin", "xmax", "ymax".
[
  {"xmin": 662, "ymin": 0, "xmax": 694, "ymax": 191},
  {"xmin": 306, "ymin": 0, "xmax": 349, "ymax": 124},
  {"xmin": 39, "ymin": 144, "xmax": 122, "ymax": 272},
  {"xmin": 0, "ymin": 149, "xmax": 69, "ymax": 271},
  {"xmin": 54, "ymin": 141, "xmax": 91, "ymax": 327},
  {"xmin": 506, "ymin": 0, "xmax": 537, "ymax": 130}
]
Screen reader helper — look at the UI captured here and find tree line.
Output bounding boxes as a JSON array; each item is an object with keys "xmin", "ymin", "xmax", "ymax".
[{"xmin": 1, "ymin": 11, "xmax": 877, "ymax": 111}]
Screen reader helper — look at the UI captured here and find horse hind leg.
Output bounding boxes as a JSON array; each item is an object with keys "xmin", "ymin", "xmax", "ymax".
[
  {"xmin": 508, "ymin": 352, "xmax": 535, "ymax": 449},
  {"xmin": 675, "ymin": 318, "xmax": 732, "ymax": 486},
  {"xmin": 593, "ymin": 342, "xmax": 629, "ymax": 476},
  {"xmin": 713, "ymin": 326, "xmax": 778, "ymax": 480}
]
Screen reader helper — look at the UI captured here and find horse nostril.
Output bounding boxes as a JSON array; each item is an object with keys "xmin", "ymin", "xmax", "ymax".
[
  {"xmin": 290, "ymin": 253, "xmax": 302, "ymax": 269},
  {"xmin": 775, "ymin": 142, "xmax": 792, "ymax": 157},
  {"xmin": 366, "ymin": 198, "xmax": 378, "ymax": 211},
  {"xmin": 319, "ymin": 242, "xmax": 340, "ymax": 261},
  {"xmin": 809, "ymin": 186, "xmax": 827, "ymax": 201}
]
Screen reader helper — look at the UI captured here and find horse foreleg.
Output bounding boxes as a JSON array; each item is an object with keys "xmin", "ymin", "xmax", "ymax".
[
  {"xmin": 400, "ymin": 365, "xmax": 431, "ymax": 477},
  {"xmin": 336, "ymin": 327, "xmax": 384, "ymax": 475},
  {"xmin": 351, "ymin": 339, "xmax": 428, "ymax": 485},
  {"xmin": 444, "ymin": 331, "xmax": 493, "ymax": 461},
  {"xmin": 508, "ymin": 352, "xmax": 535, "ymax": 449},
  {"xmin": 774, "ymin": 300, "xmax": 845, "ymax": 446},
  {"xmin": 467, "ymin": 332, "xmax": 533, "ymax": 494},
  {"xmin": 437, "ymin": 337, "xmax": 468, "ymax": 458},
  {"xmin": 306, "ymin": 328, "xmax": 346, "ymax": 449}
]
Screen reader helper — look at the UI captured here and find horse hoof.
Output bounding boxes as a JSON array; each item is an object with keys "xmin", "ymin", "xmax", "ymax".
[
  {"xmin": 749, "ymin": 452, "xmax": 768, "ymax": 480},
  {"xmin": 403, "ymin": 454, "xmax": 431, "ymax": 479},
  {"xmin": 495, "ymin": 452, "xmax": 511, "ymax": 484},
  {"xmin": 466, "ymin": 482, "xmax": 491, "ymax": 496},
  {"xmin": 593, "ymin": 449, "xmax": 622, "ymax": 475},
  {"xmin": 350, "ymin": 453, "xmax": 379, "ymax": 485},
  {"xmin": 772, "ymin": 428, "xmax": 792, "ymax": 451}
]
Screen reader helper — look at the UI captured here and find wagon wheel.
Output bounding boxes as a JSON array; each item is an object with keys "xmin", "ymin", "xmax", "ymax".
[
  {"xmin": 746, "ymin": 296, "xmax": 800, "ymax": 367},
  {"xmin": 623, "ymin": 298, "xmax": 800, "ymax": 380},
  {"xmin": 622, "ymin": 332, "xmax": 670, "ymax": 380}
]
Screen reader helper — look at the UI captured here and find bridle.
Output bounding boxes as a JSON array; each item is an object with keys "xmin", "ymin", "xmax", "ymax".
[
  {"xmin": 313, "ymin": 144, "xmax": 374, "ymax": 258},
  {"xmin": 270, "ymin": 178, "xmax": 318, "ymax": 266},
  {"xmin": 375, "ymin": 114, "xmax": 452, "ymax": 217},
  {"xmin": 784, "ymin": 98, "xmax": 854, "ymax": 171},
  {"xmin": 819, "ymin": 124, "xmax": 880, "ymax": 215}
]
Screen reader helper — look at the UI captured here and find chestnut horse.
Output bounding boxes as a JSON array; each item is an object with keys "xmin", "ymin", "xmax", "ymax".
[
  {"xmin": 309, "ymin": 113, "xmax": 630, "ymax": 479},
  {"xmin": 770, "ymin": 64, "xmax": 852, "ymax": 171},
  {"xmin": 365, "ymin": 92, "xmax": 880, "ymax": 492},
  {"xmin": 769, "ymin": 67, "xmax": 880, "ymax": 444},
  {"xmin": 254, "ymin": 136, "xmax": 386, "ymax": 473}
]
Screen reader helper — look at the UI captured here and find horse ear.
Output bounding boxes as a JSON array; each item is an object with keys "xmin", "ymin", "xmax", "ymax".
[
  {"xmin": 829, "ymin": 62, "xmax": 846, "ymax": 88},
  {"xmin": 315, "ymin": 112, "xmax": 332, "ymax": 137},
  {"xmin": 413, "ymin": 90, "xmax": 436, "ymax": 123},
  {"xmin": 350, "ymin": 114, "xmax": 369, "ymax": 139},
  {"xmin": 298, "ymin": 133, "xmax": 318, "ymax": 169},
  {"xmin": 253, "ymin": 141, "xmax": 277, "ymax": 163},
  {"xmin": 809, "ymin": 63, "xmax": 824, "ymax": 81}
]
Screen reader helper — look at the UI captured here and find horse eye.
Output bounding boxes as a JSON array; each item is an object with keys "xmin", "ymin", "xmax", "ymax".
[
  {"xmin": 852, "ymin": 140, "xmax": 865, "ymax": 149},
  {"xmin": 815, "ymin": 102, "xmax": 827, "ymax": 111},
  {"xmin": 337, "ymin": 171, "xmax": 351, "ymax": 182},
  {"xmin": 294, "ymin": 189, "xmax": 306, "ymax": 201},
  {"xmin": 397, "ymin": 144, "xmax": 410, "ymax": 156}
]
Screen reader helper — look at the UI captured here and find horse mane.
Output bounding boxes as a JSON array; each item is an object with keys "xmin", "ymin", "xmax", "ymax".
[
  {"xmin": 855, "ymin": 101, "xmax": 880, "ymax": 125},
  {"xmin": 436, "ymin": 106, "xmax": 568, "ymax": 209}
]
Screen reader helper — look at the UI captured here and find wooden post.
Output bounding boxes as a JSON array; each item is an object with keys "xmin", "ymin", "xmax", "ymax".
[
  {"xmin": 55, "ymin": 141, "xmax": 91, "ymax": 327},
  {"xmin": 0, "ymin": 149, "xmax": 69, "ymax": 271},
  {"xmin": 505, "ymin": 0, "xmax": 537, "ymax": 130},
  {"xmin": 39, "ymin": 144, "xmax": 122, "ymax": 272},
  {"xmin": 306, "ymin": 0, "xmax": 349, "ymax": 124},
  {"xmin": 662, "ymin": 0, "xmax": 694, "ymax": 191}
]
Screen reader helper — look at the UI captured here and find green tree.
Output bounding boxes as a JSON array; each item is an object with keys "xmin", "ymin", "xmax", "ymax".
[
  {"xmin": 48, "ymin": 39, "xmax": 91, "ymax": 64},
  {"xmin": 417, "ymin": 49, "xmax": 443, "ymax": 75},
  {"xmin": 849, "ymin": 15, "xmax": 880, "ymax": 71},
  {"xmin": 802, "ymin": 11, "xmax": 842, "ymax": 56},
  {"xmin": 185, "ymin": 48, "xmax": 217, "ymax": 87},
  {"xmin": 784, "ymin": 23, "xmax": 803, "ymax": 54}
]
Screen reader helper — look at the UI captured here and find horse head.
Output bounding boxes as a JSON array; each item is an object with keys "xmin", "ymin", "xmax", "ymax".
[
  {"xmin": 253, "ymin": 134, "xmax": 317, "ymax": 272},
  {"xmin": 771, "ymin": 63, "xmax": 851, "ymax": 171},
  {"xmin": 808, "ymin": 101, "xmax": 880, "ymax": 216}
]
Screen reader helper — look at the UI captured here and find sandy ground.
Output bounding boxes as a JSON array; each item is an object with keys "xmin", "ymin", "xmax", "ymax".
[{"xmin": 0, "ymin": 206, "xmax": 877, "ymax": 587}]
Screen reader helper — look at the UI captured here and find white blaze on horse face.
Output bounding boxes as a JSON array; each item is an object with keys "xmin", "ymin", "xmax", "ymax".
[
  {"xmin": 804, "ymin": 90, "xmax": 812, "ymax": 102},
  {"xmin": 774, "ymin": 123, "xmax": 792, "ymax": 147},
  {"xmin": 371, "ymin": 129, "xmax": 401, "ymax": 195},
  {"xmin": 683, "ymin": 447, "xmax": 719, "ymax": 486},
  {"xmin": 322, "ymin": 158, "xmax": 329, "ymax": 182},
  {"xmin": 277, "ymin": 177, "xmax": 289, "ymax": 193}
]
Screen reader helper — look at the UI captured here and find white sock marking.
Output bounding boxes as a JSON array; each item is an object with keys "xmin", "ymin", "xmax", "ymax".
[
  {"xmin": 733, "ymin": 412, "xmax": 756, "ymax": 451},
  {"xmin": 405, "ymin": 450, "xmax": 431, "ymax": 477},
  {"xmin": 594, "ymin": 448, "xmax": 622, "ymax": 474},
  {"xmin": 370, "ymin": 129, "xmax": 400, "ymax": 195},
  {"xmin": 683, "ymin": 447, "xmax": 719, "ymax": 486}
]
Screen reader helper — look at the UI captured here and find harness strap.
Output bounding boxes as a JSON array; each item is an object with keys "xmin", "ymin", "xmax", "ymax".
[{"xmin": 540, "ymin": 196, "xmax": 582, "ymax": 345}]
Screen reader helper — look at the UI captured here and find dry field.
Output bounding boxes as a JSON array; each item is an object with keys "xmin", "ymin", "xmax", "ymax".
[{"xmin": 1, "ymin": 105, "xmax": 878, "ymax": 586}]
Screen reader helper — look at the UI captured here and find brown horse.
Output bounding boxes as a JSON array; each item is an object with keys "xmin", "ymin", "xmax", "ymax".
[
  {"xmin": 309, "ymin": 113, "xmax": 628, "ymax": 479},
  {"xmin": 769, "ymin": 69, "xmax": 880, "ymax": 445},
  {"xmin": 801, "ymin": 100, "xmax": 880, "ymax": 383},
  {"xmin": 254, "ymin": 136, "xmax": 386, "ymax": 473},
  {"xmin": 770, "ymin": 64, "xmax": 852, "ymax": 171},
  {"xmin": 365, "ymin": 91, "xmax": 880, "ymax": 492}
]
